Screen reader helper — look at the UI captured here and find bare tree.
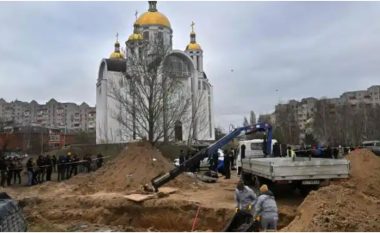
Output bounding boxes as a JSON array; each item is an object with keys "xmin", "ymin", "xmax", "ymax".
[
  {"xmin": 311, "ymin": 100, "xmax": 380, "ymax": 146},
  {"xmin": 249, "ymin": 111, "xmax": 256, "ymax": 125},
  {"xmin": 215, "ymin": 127, "xmax": 226, "ymax": 140},
  {"xmin": 109, "ymin": 36, "xmax": 192, "ymax": 144},
  {"xmin": 273, "ymin": 104, "xmax": 300, "ymax": 145},
  {"xmin": 243, "ymin": 117, "xmax": 249, "ymax": 127},
  {"xmin": 185, "ymin": 83, "xmax": 210, "ymax": 147}
]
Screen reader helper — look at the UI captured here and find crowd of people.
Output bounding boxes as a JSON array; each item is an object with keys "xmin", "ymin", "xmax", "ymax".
[
  {"xmin": 277, "ymin": 144, "xmax": 352, "ymax": 159},
  {"xmin": 0, "ymin": 152, "xmax": 104, "ymax": 187}
]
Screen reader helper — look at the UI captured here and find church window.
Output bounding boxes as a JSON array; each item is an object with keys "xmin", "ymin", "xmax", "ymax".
[
  {"xmin": 196, "ymin": 57, "xmax": 199, "ymax": 71},
  {"xmin": 157, "ymin": 31, "xmax": 163, "ymax": 41},
  {"xmin": 198, "ymin": 80, "xmax": 201, "ymax": 90},
  {"xmin": 143, "ymin": 31, "xmax": 149, "ymax": 40}
]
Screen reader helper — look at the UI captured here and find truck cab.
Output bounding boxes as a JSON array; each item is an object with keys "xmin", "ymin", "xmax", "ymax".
[{"xmin": 236, "ymin": 139, "xmax": 277, "ymax": 174}]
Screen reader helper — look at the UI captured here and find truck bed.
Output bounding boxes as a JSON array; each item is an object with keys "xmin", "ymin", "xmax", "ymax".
[{"xmin": 241, "ymin": 157, "xmax": 350, "ymax": 181}]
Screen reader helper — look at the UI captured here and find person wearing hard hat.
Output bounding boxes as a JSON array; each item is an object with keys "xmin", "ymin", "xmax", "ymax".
[
  {"xmin": 235, "ymin": 180, "xmax": 257, "ymax": 214},
  {"xmin": 254, "ymin": 184, "xmax": 278, "ymax": 231}
]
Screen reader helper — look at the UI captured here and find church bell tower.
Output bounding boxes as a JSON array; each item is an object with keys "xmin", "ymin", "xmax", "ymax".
[{"xmin": 185, "ymin": 21, "xmax": 203, "ymax": 73}]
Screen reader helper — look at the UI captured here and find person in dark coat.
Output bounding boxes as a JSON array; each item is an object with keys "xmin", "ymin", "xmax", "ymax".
[
  {"xmin": 179, "ymin": 150, "xmax": 185, "ymax": 165},
  {"xmin": 45, "ymin": 155, "xmax": 52, "ymax": 181},
  {"xmin": 52, "ymin": 155, "xmax": 57, "ymax": 173},
  {"xmin": 26, "ymin": 158, "xmax": 34, "ymax": 186},
  {"xmin": 96, "ymin": 154, "xmax": 104, "ymax": 169},
  {"xmin": 0, "ymin": 157, "xmax": 8, "ymax": 187},
  {"xmin": 7, "ymin": 159, "xmax": 15, "ymax": 186},
  {"xmin": 333, "ymin": 147, "xmax": 339, "ymax": 159},
  {"xmin": 325, "ymin": 146, "xmax": 332, "ymax": 159},
  {"xmin": 57, "ymin": 155, "xmax": 66, "ymax": 181},
  {"xmin": 36, "ymin": 155, "xmax": 44, "ymax": 183},
  {"xmin": 86, "ymin": 155, "xmax": 93, "ymax": 172},
  {"xmin": 212, "ymin": 151, "xmax": 219, "ymax": 172},
  {"xmin": 70, "ymin": 154, "xmax": 79, "ymax": 176},
  {"xmin": 230, "ymin": 148, "xmax": 236, "ymax": 169},
  {"xmin": 13, "ymin": 158, "xmax": 22, "ymax": 184},
  {"xmin": 65, "ymin": 153, "xmax": 72, "ymax": 179},
  {"xmin": 224, "ymin": 150, "xmax": 231, "ymax": 179},
  {"xmin": 272, "ymin": 143, "xmax": 280, "ymax": 157}
]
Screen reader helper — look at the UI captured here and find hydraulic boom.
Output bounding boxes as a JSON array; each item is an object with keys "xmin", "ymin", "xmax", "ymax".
[{"xmin": 148, "ymin": 123, "xmax": 272, "ymax": 192}]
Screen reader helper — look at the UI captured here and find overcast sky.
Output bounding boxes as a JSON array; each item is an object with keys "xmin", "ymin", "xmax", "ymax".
[{"xmin": 1, "ymin": 1, "xmax": 380, "ymax": 131}]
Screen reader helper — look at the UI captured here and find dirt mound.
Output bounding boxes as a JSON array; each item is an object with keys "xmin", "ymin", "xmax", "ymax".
[
  {"xmin": 345, "ymin": 149, "xmax": 380, "ymax": 197},
  {"xmin": 284, "ymin": 149, "xmax": 380, "ymax": 231},
  {"xmin": 68, "ymin": 142, "xmax": 198, "ymax": 193}
]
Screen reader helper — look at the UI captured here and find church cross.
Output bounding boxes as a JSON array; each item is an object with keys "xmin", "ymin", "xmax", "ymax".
[
  {"xmin": 116, "ymin": 32, "xmax": 119, "ymax": 42},
  {"xmin": 191, "ymin": 21, "xmax": 195, "ymax": 33},
  {"xmin": 135, "ymin": 10, "xmax": 138, "ymax": 20}
]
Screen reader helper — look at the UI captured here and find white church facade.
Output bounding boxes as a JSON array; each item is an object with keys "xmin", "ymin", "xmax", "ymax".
[{"xmin": 96, "ymin": 1, "xmax": 215, "ymax": 144}]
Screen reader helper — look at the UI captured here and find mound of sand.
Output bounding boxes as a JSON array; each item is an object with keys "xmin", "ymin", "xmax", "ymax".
[
  {"xmin": 284, "ymin": 149, "xmax": 380, "ymax": 231},
  {"xmin": 68, "ymin": 142, "xmax": 199, "ymax": 193}
]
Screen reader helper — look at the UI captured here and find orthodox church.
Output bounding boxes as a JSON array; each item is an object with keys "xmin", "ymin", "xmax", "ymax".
[{"xmin": 96, "ymin": 1, "xmax": 215, "ymax": 144}]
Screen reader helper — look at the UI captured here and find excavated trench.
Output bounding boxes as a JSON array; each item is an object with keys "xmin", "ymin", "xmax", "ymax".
[
  {"xmin": 21, "ymin": 193, "xmax": 297, "ymax": 232},
  {"xmin": 21, "ymin": 195, "xmax": 237, "ymax": 232}
]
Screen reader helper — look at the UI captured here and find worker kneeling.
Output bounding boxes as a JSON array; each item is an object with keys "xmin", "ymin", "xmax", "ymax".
[
  {"xmin": 235, "ymin": 181, "xmax": 257, "ymax": 214},
  {"xmin": 255, "ymin": 184, "xmax": 279, "ymax": 231}
]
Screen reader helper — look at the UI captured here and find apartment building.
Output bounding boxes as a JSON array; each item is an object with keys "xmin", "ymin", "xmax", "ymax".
[
  {"xmin": 0, "ymin": 98, "xmax": 95, "ymax": 132},
  {"xmin": 272, "ymin": 85, "xmax": 380, "ymax": 143}
]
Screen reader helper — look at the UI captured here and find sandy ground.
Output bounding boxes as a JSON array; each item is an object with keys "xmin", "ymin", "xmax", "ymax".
[
  {"xmin": 283, "ymin": 149, "xmax": 380, "ymax": 232},
  {"xmin": 0, "ymin": 142, "xmax": 302, "ymax": 231},
  {"xmin": 9, "ymin": 144, "xmax": 380, "ymax": 231}
]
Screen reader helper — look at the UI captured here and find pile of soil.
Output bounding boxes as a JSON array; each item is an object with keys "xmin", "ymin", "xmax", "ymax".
[
  {"xmin": 8, "ymin": 142, "xmax": 210, "ymax": 231},
  {"xmin": 284, "ymin": 149, "xmax": 380, "ymax": 231},
  {"xmin": 68, "ymin": 142, "xmax": 199, "ymax": 193}
]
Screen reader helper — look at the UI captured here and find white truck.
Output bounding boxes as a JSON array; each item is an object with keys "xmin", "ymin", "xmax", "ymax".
[
  {"xmin": 238, "ymin": 140, "xmax": 350, "ymax": 194},
  {"xmin": 236, "ymin": 139, "xmax": 277, "ymax": 174}
]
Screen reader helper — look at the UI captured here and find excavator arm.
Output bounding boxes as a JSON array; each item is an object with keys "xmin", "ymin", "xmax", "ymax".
[{"xmin": 149, "ymin": 123, "xmax": 272, "ymax": 192}]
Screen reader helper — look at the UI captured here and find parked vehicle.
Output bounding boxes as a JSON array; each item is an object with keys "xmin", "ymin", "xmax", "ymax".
[
  {"xmin": 362, "ymin": 140, "xmax": 380, "ymax": 156},
  {"xmin": 3, "ymin": 152, "xmax": 25, "ymax": 160},
  {"xmin": 241, "ymin": 157, "xmax": 350, "ymax": 195},
  {"xmin": 236, "ymin": 139, "xmax": 278, "ymax": 174}
]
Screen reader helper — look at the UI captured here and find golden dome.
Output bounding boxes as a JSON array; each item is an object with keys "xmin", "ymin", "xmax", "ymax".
[
  {"xmin": 109, "ymin": 51, "xmax": 125, "ymax": 59},
  {"xmin": 135, "ymin": 2, "xmax": 171, "ymax": 28},
  {"xmin": 136, "ymin": 11, "xmax": 171, "ymax": 28},
  {"xmin": 186, "ymin": 42, "xmax": 202, "ymax": 51},
  {"xmin": 128, "ymin": 33, "xmax": 143, "ymax": 41},
  {"xmin": 109, "ymin": 37, "xmax": 125, "ymax": 59},
  {"xmin": 186, "ymin": 21, "xmax": 201, "ymax": 51}
]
